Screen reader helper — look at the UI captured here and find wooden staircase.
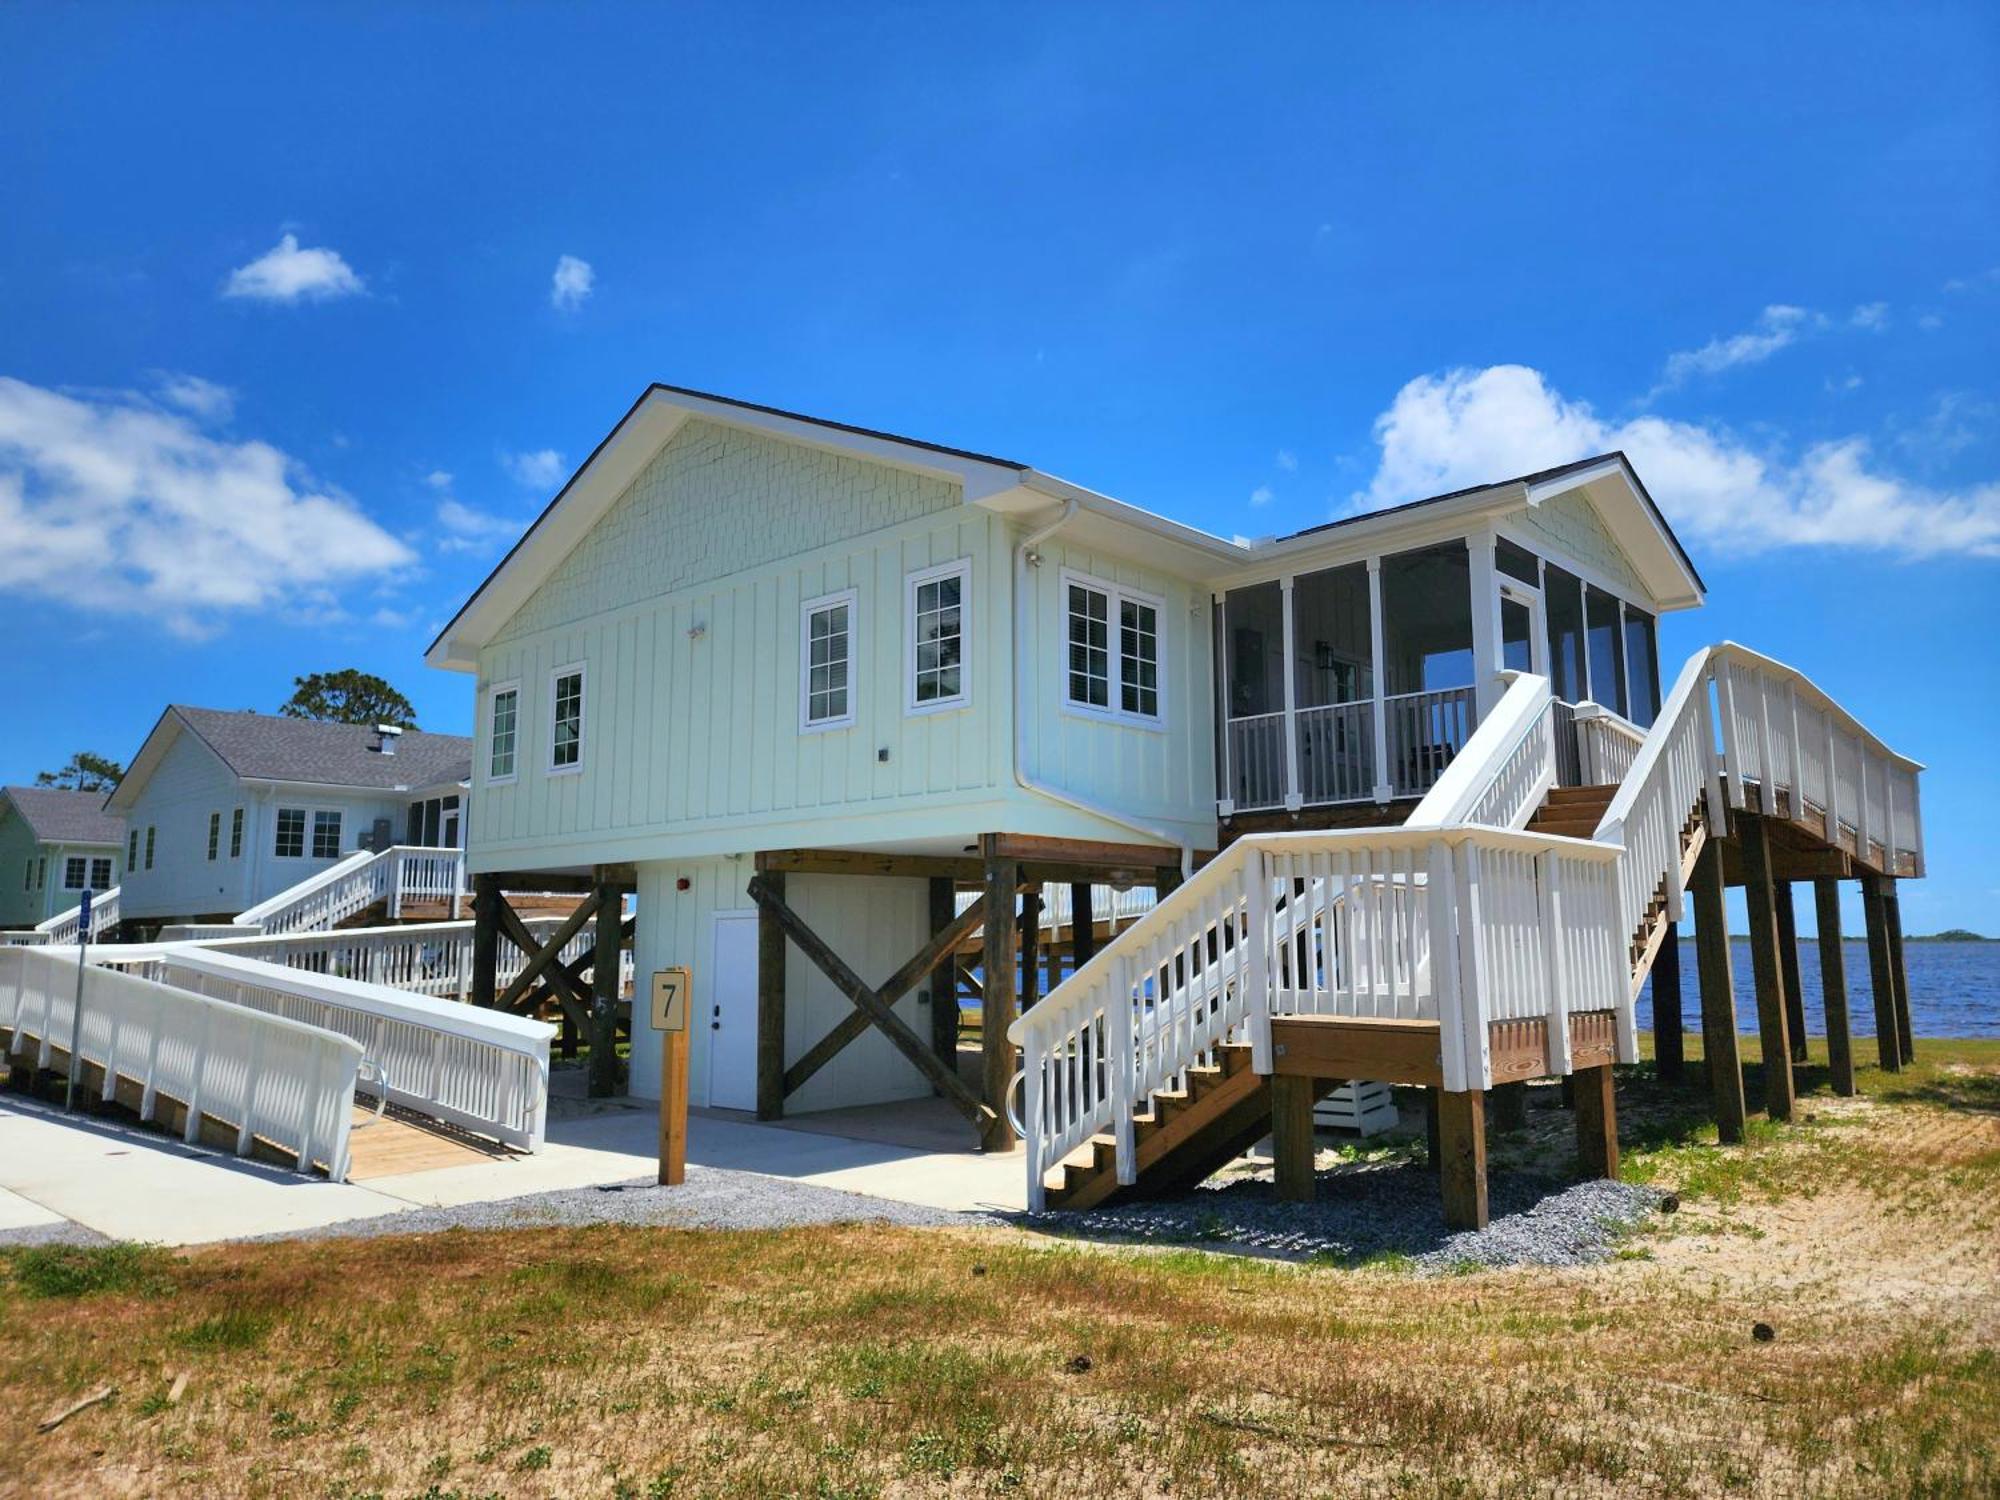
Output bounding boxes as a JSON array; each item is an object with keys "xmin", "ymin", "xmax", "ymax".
[
  {"xmin": 1527, "ymin": 784, "xmax": 1618, "ymax": 840},
  {"xmin": 1527, "ymin": 782, "xmax": 1708, "ymax": 980},
  {"xmin": 1045, "ymin": 1043, "xmax": 1337, "ymax": 1211}
]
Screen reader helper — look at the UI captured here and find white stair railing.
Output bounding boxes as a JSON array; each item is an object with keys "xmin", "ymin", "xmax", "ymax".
[
  {"xmin": 28, "ymin": 886, "xmax": 122, "ymax": 946},
  {"xmin": 1573, "ymin": 703, "xmax": 1648, "ymax": 786},
  {"xmin": 235, "ymin": 846, "xmax": 468, "ymax": 935},
  {"xmin": 1, "ymin": 944, "xmax": 364, "ymax": 1179},
  {"xmin": 1407, "ymin": 672, "xmax": 1555, "ymax": 831},
  {"xmin": 187, "ymin": 915, "xmax": 592, "ymax": 1001}
]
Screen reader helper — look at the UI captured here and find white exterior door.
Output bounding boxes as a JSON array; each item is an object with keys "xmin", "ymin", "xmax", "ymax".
[{"xmin": 707, "ymin": 911, "xmax": 760, "ymax": 1110}]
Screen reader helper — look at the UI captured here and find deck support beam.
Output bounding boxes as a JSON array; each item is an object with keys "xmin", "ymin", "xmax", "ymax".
[
  {"xmin": 1269, "ymin": 1074, "xmax": 1317, "ymax": 1203},
  {"xmin": 1651, "ymin": 920, "xmax": 1683, "ymax": 1083},
  {"xmin": 1690, "ymin": 836, "xmax": 1747, "ymax": 1144},
  {"xmin": 1861, "ymin": 874, "xmax": 1901, "ymax": 1073},
  {"xmin": 1884, "ymin": 882, "xmax": 1915, "ymax": 1065},
  {"xmin": 1019, "ymin": 888, "xmax": 1042, "ymax": 1015},
  {"xmin": 1574, "ymin": 1064, "xmax": 1618, "ymax": 1179},
  {"xmin": 1774, "ymin": 881, "xmax": 1809, "ymax": 1065},
  {"xmin": 1814, "ymin": 877, "xmax": 1856, "ymax": 1095},
  {"xmin": 756, "ymin": 871, "xmax": 787, "ymax": 1119},
  {"xmin": 980, "ymin": 850, "xmax": 1020, "ymax": 1152},
  {"xmin": 1437, "ymin": 1089, "xmax": 1488, "ymax": 1231},
  {"xmin": 470, "ymin": 874, "xmax": 501, "ymax": 1010},
  {"xmin": 1488, "ymin": 1081, "xmax": 1527, "ymax": 1133},
  {"xmin": 1738, "ymin": 815, "xmax": 1796, "ymax": 1121}
]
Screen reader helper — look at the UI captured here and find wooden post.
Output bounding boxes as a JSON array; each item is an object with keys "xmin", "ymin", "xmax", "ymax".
[
  {"xmin": 1489, "ymin": 1081, "xmax": 1527, "ymax": 1133},
  {"xmin": 1438, "ymin": 1089, "xmax": 1488, "ymax": 1230},
  {"xmin": 1884, "ymin": 883, "xmax": 1915, "ymax": 1065},
  {"xmin": 927, "ymin": 878, "xmax": 958, "ymax": 1069},
  {"xmin": 470, "ymin": 874, "xmax": 500, "ymax": 1010},
  {"xmin": 1861, "ymin": 875, "xmax": 1900, "ymax": 1073},
  {"xmin": 1155, "ymin": 865, "xmax": 1184, "ymax": 898},
  {"xmin": 1774, "ymin": 882, "xmax": 1808, "ymax": 1064},
  {"xmin": 981, "ymin": 849, "xmax": 1019, "ymax": 1151},
  {"xmin": 1690, "ymin": 837, "xmax": 1747, "ymax": 1144},
  {"xmin": 1574, "ymin": 1064, "xmax": 1618, "ymax": 1179},
  {"xmin": 1270, "ymin": 1074, "xmax": 1317, "ymax": 1203},
  {"xmin": 1814, "ymin": 878, "xmax": 1855, "ymax": 1096},
  {"xmin": 1070, "ymin": 880, "xmax": 1097, "ymax": 973},
  {"xmin": 1424, "ymin": 1089, "xmax": 1442, "ymax": 1175},
  {"xmin": 1018, "ymin": 888, "xmax": 1042, "ymax": 1015},
  {"xmin": 1738, "ymin": 816, "xmax": 1796, "ymax": 1121},
  {"xmin": 658, "ymin": 1001, "xmax": 689, "ymax": 1186},
  {"xmin": 589, "ymin": 877, "xmax": 625, "ymax": 1097},
  {"xmin": 1652, "ymin": 920, "xmax": 1683, "ymax": 1082},
  {"xmin": 756, "ymin": 870, "xmax": 787, "ymax": 1120}
]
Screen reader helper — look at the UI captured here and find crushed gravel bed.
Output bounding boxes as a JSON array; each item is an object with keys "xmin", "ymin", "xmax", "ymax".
[{"xmin": 1021, "ymin": 1161, "xmax": 1664, "ymax": 1270}]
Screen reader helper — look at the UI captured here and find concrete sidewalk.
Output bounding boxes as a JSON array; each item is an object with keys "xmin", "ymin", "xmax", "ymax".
[{"xmin": 0, "ymin": 1092, "xmax": 1026, "ymax": 1247}]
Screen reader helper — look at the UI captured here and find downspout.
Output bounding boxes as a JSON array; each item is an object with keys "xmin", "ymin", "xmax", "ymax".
[{"xmin": 1012, "ymin": 498, "xmax": 1195, "ymax": 879}]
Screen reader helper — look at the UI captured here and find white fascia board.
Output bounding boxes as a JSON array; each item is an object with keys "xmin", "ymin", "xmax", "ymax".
[
  {"xmin": 992, "ymin": 471, "xmax": 1252, "ymax": 578},
  {"xmin": 1202, "ymin": 484, "xmax": 1525, "ymax": 592},
  {"xmin": 1528, "ymin": 459, "xmax": 1705, "ymax": 612}
]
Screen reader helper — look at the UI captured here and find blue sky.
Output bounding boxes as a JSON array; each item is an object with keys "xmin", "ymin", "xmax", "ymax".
[{"xmin": 1, "ymin": 3, "xmax": 1994, "ymax": 932}]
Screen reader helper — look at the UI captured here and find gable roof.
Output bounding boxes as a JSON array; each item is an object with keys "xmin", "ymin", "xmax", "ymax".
[
  {"xmin": 428, "ymin": 385, "xmax": 1706, "ymax": 671},
  {"xmin": 106, "ymin": 708, "xmax": 471, "ymax": 814},
  {"xmin": 0, "ymin": 786, "xmax": 123, "ymax": 847}
]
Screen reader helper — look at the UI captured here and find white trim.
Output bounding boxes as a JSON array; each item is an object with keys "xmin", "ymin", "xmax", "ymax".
[
  {"xmin": 272, "ymin": 804, "xmax": 348, "ymax": 861},
  {"xmin": 547, "ymin": 662, "xmax": 587, "ymax": 776},
  {"xmin": 1056, "ymin": 568, "xmax": 1167, "ymax": 731},
  {"xmin": 485, "ymin": 678, "xmax": 522, "ymax": 785},
  {"xmin": 904, "ymin": 558, "xmax": 971, "ymax": 716},
  {"xmin": 798, "ymin": 588, "xmax": 859, "ymax": 733}
]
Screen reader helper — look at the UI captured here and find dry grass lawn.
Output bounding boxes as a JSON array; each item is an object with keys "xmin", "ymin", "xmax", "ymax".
[{"xmin": 2, "ymin": 1040, "xmax": 1995, "ymax": 1498}]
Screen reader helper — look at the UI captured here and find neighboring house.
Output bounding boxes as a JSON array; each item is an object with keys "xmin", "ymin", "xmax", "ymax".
[
  {"xmin": 105, "ymin": 708, "xmax": 471, "ymax": 934},
  {"xmin": 0, "ymin": 786, "xmax": 124, "ymax": 930},
  {"xmin": 427, "ymin": 384, "xmax": 1703, "ymax": 1120}
]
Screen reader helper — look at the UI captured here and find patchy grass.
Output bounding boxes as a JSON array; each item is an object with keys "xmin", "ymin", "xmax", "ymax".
[{"xmin": 2, "ymin": 1047, "xmax": 1995, "ymax": 1497}]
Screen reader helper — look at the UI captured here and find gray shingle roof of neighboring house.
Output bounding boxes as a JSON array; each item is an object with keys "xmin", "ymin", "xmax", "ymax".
[
  {"xmin": 1, "ymin": 786, "xmax": 125, "ymax": 846},
  {"xmin": 169, "ymin": 708, "xmax": 473, "ymax": 791}
]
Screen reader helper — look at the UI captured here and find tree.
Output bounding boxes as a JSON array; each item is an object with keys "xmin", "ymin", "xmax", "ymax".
[
  {"xmin": 35, "ymin": 752, "xmax": 124, "ymax": 791},
  {"xmin": 282, "ymin": 670, "xmax": 418, "ymax": 728}
]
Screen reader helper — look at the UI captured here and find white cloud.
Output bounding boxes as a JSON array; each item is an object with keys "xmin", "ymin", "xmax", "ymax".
[
  {"xmin": 1249, "ymin": 485, "xmax": 1274, "ymax": 507},
  {"xmin": 1850, "ymin": 302, "xmax": 1891, "ymax": 331},
  {"xmin": 1275, "ymin": 449, "xmax": 1298, "ymax": 473},
  {"xmin": 434, "ymin": 495, "xmax": 523, "ymax": 554},
  {"xmin": 223, "ymin": 233, "xmax": 365, "ymax": 303},
  {"xmin": 0, "ymin": 375, "xmax": 414, "ymax": 637},
  {"xmin": 1356, "ymin": 364, "xmax": 2000, "ymax": 560},
  {"xmin": 1943, "ymin": 267, "xmax": 2000, "ymax": 294},
  {"xmin": 425, "ymin": 469, "xmax": 453, "ymax": 491},
  {"xmin": 153, "ymin": 372, "xmax": 235, "ymax": 422},
  {"xmin": 551, "ymin": 254, "xmax": 594, "ymax": 311},
  {"xmin": 1825, "ymin": 373, "xmax": 1863, "ymax": 395},
  {"xmin": 1653, "ymin": 305, "xmax": 1817, "ymax": 394},
  {"xmin": 502, "ymin": 448, "xmax": 565, "ymax": 488}
]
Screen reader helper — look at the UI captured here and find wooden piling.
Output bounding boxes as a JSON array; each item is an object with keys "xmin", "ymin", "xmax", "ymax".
[
  {"xmin": 1738, "ymin": 815, "xmax": 1796, "ymax": 1121},
  {"xmin": 1690, "ymin": 837, "xmax": 1747, "ymax": 1143},
  {"xmin": 1574, "ymin": 1065, "xmax": 1618, "ymax": 1179},
  {"xmin": 1813, "ymin": 877, "xmax": 1855, "ymax": 1095},
  {"xmin": 927, "ymin": 877, "xmax": 959, "ymax": 1068},
  {"xmin": 589, "ymin": 876, "xmax": 625, "ymax": 1097},
  {"xmin": 981, "ymin": 851, "xmax": 1019, "ymax": 1151},
  {"xmin": 756, "ymin": 870, "xmax": 787, "ymax": 1119},
  {"xmin": 1652, "ymin": 920, "xmax": 1684, "ymax": 1083},
  {"xmin": 1270, "ymin": 1074, "xmax": 1317, "ymax": 1203},
  {"xmin": 1884, "ymin": 883, "xmax": 1915, "ymax": 1065},
  {"xmin": 470, "ymin": 874, "xmax": 500, "ymax": 1010},
  {"xmin": 1774, "ymin": 882, "xmax": 1808, "ymax": 1064},
  {"xmin": 1438, "ymin": 1090, "xmax": 1489, "ymax": 1231},
  {"xmin": 1861, "ymin": 875, "xmax": 1901, "ymax": 1074}
]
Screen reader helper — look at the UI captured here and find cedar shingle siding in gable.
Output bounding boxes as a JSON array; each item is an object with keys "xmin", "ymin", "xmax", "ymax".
[
  {"xmin": 1508, "ymin": 491, "xmax": 1647, "ymax": 596},
  {"xmin": 493, "ymin": 418, "xmax": 963, "ymax": 645}
]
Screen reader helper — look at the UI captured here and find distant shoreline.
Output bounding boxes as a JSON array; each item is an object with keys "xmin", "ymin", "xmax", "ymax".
[{"xmin": 1715, "ymin": 934, "xmax": 1992, "ymax": 943}]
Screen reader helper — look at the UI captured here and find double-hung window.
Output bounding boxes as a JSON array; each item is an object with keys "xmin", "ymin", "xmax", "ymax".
[
  {"xmin": 142, "ymin": 831, "xmax": 153, "ymax": 871},
  {"xmin": 207, "ymin": 811, "xmax": 221, "ymax": 861},
  {"xmin": 801, "ymin": 590, "xmax": 856, "ymax": 730},
  {"xmin": 230, "ymin": 808, "xmax": 244, "ymax": 858},
  {"xmin": 127, "ymin": 829, "xmax": 139, "ymax": 874},
  {"xmin": 89, "ymin": 856, "xmax": 112, "ymax": 889},
  {"xmin": 275, "ymin": 807, "xmax": 306, "ymax": 859},
  {"xmin": 489, "ymin": 682, "xmax": 520, "ymax": 782},
  {"xmin": 550, "ymin": 666, "xmax": 585, "ymax": 773},
  {"xmin": 63, "ymin": 856, "xmax": 86, "ymax": 890},
  {"xmin": 311, "ymin": 810, "xmax": 343, "ymax": 860},
  {"xmin": 1062, "ymin": 572, "xmax": 1163, "ymax": 725},
  {"xmin": 906, "ymin": 560, "xmax": 969, "ymax": 713}
]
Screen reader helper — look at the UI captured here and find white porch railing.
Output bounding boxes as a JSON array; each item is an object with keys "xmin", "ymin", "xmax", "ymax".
[
  {"xmin": 954, "ymin": 884, "xmax": 1157, "ymax": 936},
  {"xmin": 149, "ymin": 945, "xmax": 553, "ymax": 1152},
  {"xmin": 1226, "ymin": 687, "xmax": 1475, "ymax": 812},
  {"xmin": 3, "ymin": 886, "xmax": 124, "ymax": 947},
  {"xmin": 0, "ymin": 944, "xmax": 364, "ymax": 1179},
  {"xmin": 235, "ymin": 845, "xmax": 468, "ymax": 936},
  {"xmin": 1407, "ymin": 673, "xmax": 1555, "ymax": 831},
  {"xmin": 1224, "ymin": 711, "xmax": 1290, "ymax": 811},
  {"xmin": 1008, "ymin": 824, "xmax": 1626, "ymax": 1210},
  {"xmin": 1384, "ymin": 685, "xmax": 1476, "ymax": 797},
  {"xmin": 1573, "ymin": 703, "xmax": 1647, "ymax": 786},
  {"xmin": 1296, "ymin": 701, "xmax": 1376, "ymax": 806}
]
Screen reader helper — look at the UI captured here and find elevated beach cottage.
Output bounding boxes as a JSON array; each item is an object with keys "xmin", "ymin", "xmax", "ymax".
[{"xmin": 431, "ymin": 385, "xmax": 1922, "ymax": 1225}]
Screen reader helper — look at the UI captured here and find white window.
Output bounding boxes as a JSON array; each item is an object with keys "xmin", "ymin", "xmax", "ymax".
[
  {"xmin": 89, "ymin": 857, "xmax": 112, "ymax": 889},
  {"xmin": 64, "ymin": 856, "xmax": 86, "ymax": 890},
  {"xmin": 549, "ymin": 665, "xmax": 585, "ymax": 773},
  {"xmin": 142, "ymin": 831, "xmax": 153, "ymax": 871},
  {"xmin": 275, "ymin": 807, "xmax": 306, "ymax": 859},
  {"xmin": 207, "ymin": 811, "xmax": 221, "ymax": 861},
  {"xmin": 906, "ymin": 560, "xmax": 969, "ymax": 714},
  {"xmin": 1061, "ymin": 571, "xmax": 1164, "ymax": 725},
  {"xmin": 488, "ymin": 682, "xmax": 520, "ymax": 782},
  {"xmin": 311, "ymin": 810, "xmax": 343, "ymax": 860},
  {"xmin": 126, "ymin": 829, "xmax": 138, "ymax": 875},
  {"xmin": 230, "ymin": 808, "xmax": 244, "ymax": 859},
  {"xmin": 801, "ymin": 590, "xmax": 857, "ymax": 730}
]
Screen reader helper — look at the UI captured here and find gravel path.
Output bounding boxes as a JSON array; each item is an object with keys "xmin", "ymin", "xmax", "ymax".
[{"xmin": 1022, "ymin": 1160, "xmax": 1664, "ymax": 1270}]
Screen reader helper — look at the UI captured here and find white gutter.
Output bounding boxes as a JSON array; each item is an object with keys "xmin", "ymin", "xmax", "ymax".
[{"xmin": 1011, "ymin": 499, "xmax": 1195, "ymax": 879}]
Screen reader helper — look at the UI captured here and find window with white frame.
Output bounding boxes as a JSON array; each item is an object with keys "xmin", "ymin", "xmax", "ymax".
[
  {"xmin": 1062, "ymin": 573, "xmax": 1162, "ymax": 723},
  {"xmin": 230, "ymin": 808, "xmax": 244, "ymax": 858},
  {"xmin": 207, "ymin": 811, "xmax": 221, "ymax": 861},
  {"xmin": 64, "ymin": 856, "xmax": 86, "ymax": 890},
  {"xmin": 127, "ymin": 829, "xmax": 139, "ymax": 874},
  {"xmin": 489, "ymin": 683, "xmax": 520, "ymax": 781},
  {"xmin": 21, "ymin": 859, "xmax": 30, "ymax": 892},
  {"xmin": 90, "ymin": 857, "xmax": 111, "ymax": 889},
  {"xmin": 801, "ymin": 590, "xmax": 856, "ymax": 729},
  {"xmin": 275, "ymin": 807, "xmax": 305, "ymax": 859},
  {"xmin": 142, "ymin": 832, "xmax": 152, "ymax": 871},
  {"xmin": 550, "ymin": 667, "xmax": 585, "ymax": 771},
  {"xmin": 312, "ymin": 809, "xmax": 343, "ymax": 859},
  {"xmin": 907, "ymin": 561, "xmax": 968, "ymax": 712}
]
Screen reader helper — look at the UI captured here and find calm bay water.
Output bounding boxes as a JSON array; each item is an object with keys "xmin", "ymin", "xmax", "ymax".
[{"xmin": 1638, "ymin": 940, "xmax": 2000, "ymax": 1040}]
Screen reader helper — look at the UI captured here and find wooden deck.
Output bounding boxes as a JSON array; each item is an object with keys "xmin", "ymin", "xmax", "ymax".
[
  {"xmin": 343, "ymin": 1106, "xmax": 515, "ymax": 1180},
  {"xmin": 1265, "ymin": 1009, "xmax": 1619, "ymax": 1090}
]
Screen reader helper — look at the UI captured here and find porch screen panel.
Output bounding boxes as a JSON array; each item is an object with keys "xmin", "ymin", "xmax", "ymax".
[
  {"xmin": 1380, "ymin": 543, "xmax": 1475, "ymax": 796},
  {"xmin": 1544, "ymin": 564, "xmax": 1586, "ymax": 704},
  {"xmin": 1291, "ymin": 562, "xmax": 1375, "ymax": 803},
  {"xmin": 1497, "ymin": 537, "xmax": 1540, "ymax": 586},
  {"xmin": 1222, "ymin": 581, "xmax": 1286, "ymax": 809},
  {"xmin": 1623, "ymin": 606, "xmax": 1660, "ymax": 728},
  {"xmin": 1585, "ymin": 586, "xmax": 1628, "ymax": 717}
]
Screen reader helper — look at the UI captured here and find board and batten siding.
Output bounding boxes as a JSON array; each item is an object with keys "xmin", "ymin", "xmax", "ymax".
[
  {"xmin": 630, "ymin": 857, "xmax": 934, "ymax": 1110},
  {"xmin": 117, "ymin": 728, "xmax": 256, "ymax": 922}
]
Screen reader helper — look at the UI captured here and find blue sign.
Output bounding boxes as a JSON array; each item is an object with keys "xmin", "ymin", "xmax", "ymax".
[{"xmin": 77, "ymin": 888, "xmax": 92, "ymax": 942}]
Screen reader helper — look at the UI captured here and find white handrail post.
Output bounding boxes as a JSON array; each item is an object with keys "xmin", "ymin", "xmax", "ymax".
[
  {"xmin": 1753, "ymin": 669, "xmax": 1778, "ymax": 816},
  {"xmin": 1425, "ymin": 841, "xmax": 1463, "ymax": 1089},
  {"xmin": 1536, "ymin": 850, "xmax": 1573, "ymax": 1076},
  {"xmin": 1856, "ymin": 753, "xmax": 1872, "ymax": 862},
  {"xmin": 1786, "ymin": 683, "xmax": 1807, "ymax": 826},
  {"xmin": 1110, "ymin": 955, "xmax": 1137, "ymax": 1186},
  {"xmin": 1244, "ymin": 849, "xmax": 1273, "ymax": 1074},
  {"xmin": 1449, "ymin": 839, "xmax": 1492, "ymax": 1092},
  {"xmin": 1368, "ymin": 557, "xmax": 1392, "ymax": 803},
  {"xmin": 1280, "ymin": 576, "xmax": 1302, "ymax": 811},
  {"xmin": 1714, "ymin": 659, "xmax": 1744, "ymax": 816}
]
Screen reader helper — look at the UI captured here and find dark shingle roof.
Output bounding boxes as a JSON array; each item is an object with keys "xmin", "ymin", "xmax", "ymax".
[
  {"xmin": 171, "ymin": 708, "xmax": 472, "ymax": 791},
  {"xmin": 2, "ymin": 786, "xmax": 124, "ymax": 846}
]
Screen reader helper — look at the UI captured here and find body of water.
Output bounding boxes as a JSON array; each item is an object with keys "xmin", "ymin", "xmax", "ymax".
[{"xmin": 1639, "ymin": 939, "xmax": 2000, "ymax": 1040}]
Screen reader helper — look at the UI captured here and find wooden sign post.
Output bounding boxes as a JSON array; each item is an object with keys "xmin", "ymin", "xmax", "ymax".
[{"xmin": 652, "ymin": 966, "xmax": 691, "ymax": 1186}]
